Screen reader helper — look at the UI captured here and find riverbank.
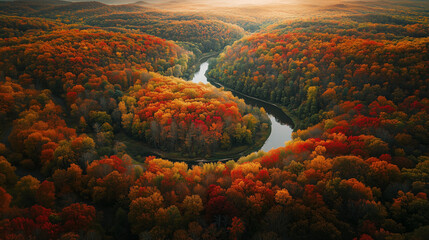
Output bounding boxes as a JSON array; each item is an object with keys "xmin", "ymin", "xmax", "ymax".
[
  {"xmin": 186, "ymin": 51, "xmax": 220, "ymax": 80},
  {"xmin": 112, "ymin": 56, "xmax": 275, "ymax": 164},
  {"xmin": 116, "ymin": 127, "xmax": 270, "ymax": 164},
  {"xmin": 207, "ymin": 76, "xmax": 299, "ymax": 131}
]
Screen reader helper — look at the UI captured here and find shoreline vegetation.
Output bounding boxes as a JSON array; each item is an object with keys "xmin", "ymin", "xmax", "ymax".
[
  {"xmin": 117, "ymin": 57, "xmax": 273, "ymax": 164},
  {"xmin": 185, "ymin": 51, "xmax": 221, "ymax": 80},
  {"xmin": 207, "ymin": 76, "xmax": 298, "ymax": 131},
  {"xmin": 116, "ymin": 69, "xmax": 273, "ymax": 163},
  {"xmin": 114, "ymin": 53, "xmax": 278, "ymax": 164},
  {"xmin": 117, "ymin": 124, "xmax": 270, "ymax": 164},
  {"xmin": 2, "ymin": 1, "xmax": 428, "ymax": 239}
]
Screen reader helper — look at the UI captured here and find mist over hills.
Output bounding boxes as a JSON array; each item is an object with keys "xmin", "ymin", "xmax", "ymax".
[{"xmin": 0, "ymin": 0, "xmax": 354, "ymax": 6}]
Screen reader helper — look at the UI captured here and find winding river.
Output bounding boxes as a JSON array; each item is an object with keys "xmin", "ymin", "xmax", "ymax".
[{"xmin": 191, "ymin": 62, "xmax": 293, "ymax": 152}]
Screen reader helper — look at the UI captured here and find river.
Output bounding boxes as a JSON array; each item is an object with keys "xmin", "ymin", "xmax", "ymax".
[{"xmin": 191, "ymin": 62, "xmax": 293, "ymax": 152}]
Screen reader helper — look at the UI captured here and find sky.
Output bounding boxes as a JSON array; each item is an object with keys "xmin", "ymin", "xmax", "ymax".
[
  {"xmin": 63, "ymin": 0, "xmax": 345, "ymax": 5},
  {"xmin": 65, "ymin": 0, "xmax": 277, "ymax": 4},
  {"xmin": 0, "ymin": 0, "xmax": 348, "ymax": 5}
]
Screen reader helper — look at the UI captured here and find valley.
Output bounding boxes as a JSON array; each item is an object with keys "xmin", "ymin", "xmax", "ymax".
[{"xmin": 0, "ymin": 0, "xmax": 428, "ymax": 239}]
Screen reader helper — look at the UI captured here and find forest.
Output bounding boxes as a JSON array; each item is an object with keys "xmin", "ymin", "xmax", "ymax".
[{"xmin": 0, "ymin": 0, "xmax": 428, "ymax": 240}]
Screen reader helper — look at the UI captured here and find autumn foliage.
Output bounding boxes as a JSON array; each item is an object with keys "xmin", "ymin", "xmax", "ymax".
[
  {"xmin": 1, "ymin": 1, "xmax": 429, "ymax": 240},
  {"xmin": 120, "ymin": 71, "xmax": 268, "ymax": 156}
]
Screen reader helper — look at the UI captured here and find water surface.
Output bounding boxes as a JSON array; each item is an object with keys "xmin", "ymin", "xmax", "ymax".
[{"xmin": 191, "ymin": 61, "xmax": 293, "ymax": 152}]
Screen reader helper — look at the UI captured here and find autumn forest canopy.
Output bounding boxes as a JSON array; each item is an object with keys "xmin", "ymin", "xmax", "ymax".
[{"xmin": 0, "ymin": 0, "xmax": 428, "ymax": 239}]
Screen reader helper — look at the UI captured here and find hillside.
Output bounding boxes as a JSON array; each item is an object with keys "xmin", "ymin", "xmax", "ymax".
[{"xmin": 0, "ymin": 1, "xmax": 428, "ymax": 240}]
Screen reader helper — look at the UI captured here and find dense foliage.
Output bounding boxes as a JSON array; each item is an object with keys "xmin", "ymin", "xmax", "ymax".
[
  {"xmin": 1, "ymin": 1, "xmax": 429, "ymax": 240},
  {"xmin": 86, "ymin": 14, "xmax": 245, "ymax": 53},
  {"xmin": 120, "ymin": 72, "xmax": 268, "ymax": 157},
  {"xmin": 0, "ymin": 1, "xmax": 246, "ymax": 54},
  {"xmin": 0, "ymin": 17, "xmax": 195, "ymax": 85},
  {"xmin": 208, "ymin": 16, "xmax": 428, "ymax": 128}
]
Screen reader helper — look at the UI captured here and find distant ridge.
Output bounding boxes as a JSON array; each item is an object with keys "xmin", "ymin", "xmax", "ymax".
[
  {"xmin": 12, "ymin": 0, "xmax": 70, "ymax": 4},
  {"xmin": 30, "ymin": 1, "xmax": 107, "ymax": 17}
]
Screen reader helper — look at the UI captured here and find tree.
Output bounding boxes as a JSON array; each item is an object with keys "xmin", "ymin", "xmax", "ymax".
[
  {"xmin": 154, "ymin": 205, "xmax": 182, "ymax": 231},
  {"xmin": 0, "ymin": 187, "xmax": 12, "ymax": 212},
  {"xmin": 15, "ymin": 175, "xmax": 40, "ymax": 207},
  {"xmin": 367, "ymin": 161, "xmax": 400, "ymax": 188},
  {"xmin": 390, "ymin": 191, "xmax": 429, "ymax": 232},
  {"xmin": 182, "ymin": 195, "xmax": 204, "ymax": 219},
  {"xmin": 228, "ymin": 217, "xmax": 245, "ymax": 240},
  {"xmin": 0, "ymin": 156, "xmax": 18, "ymax": 187},
  {"xmin": 129, "ymin": 192, "xmax": 164, "ymax": 233},
  {"xmin": 61, "ymin": 203, "xmax": 96, "ymax": 233},
  {"xmin": 221, "ymin": 133, "xmax": 232, "ymax": 150},
  {"xmin": 36, "ymin": 180, "xmax": 56, "ymax": 208},
  {"xmin": 275, "ymin": 189, "xmax": 292, "ymax": 205},
  {"xmin": 52, "ymin": 163, "xmax": 82, "ymax": 194},
  {"xmin": 332, "ymin": 156, "xmax": 369, "ymax": 181}
]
